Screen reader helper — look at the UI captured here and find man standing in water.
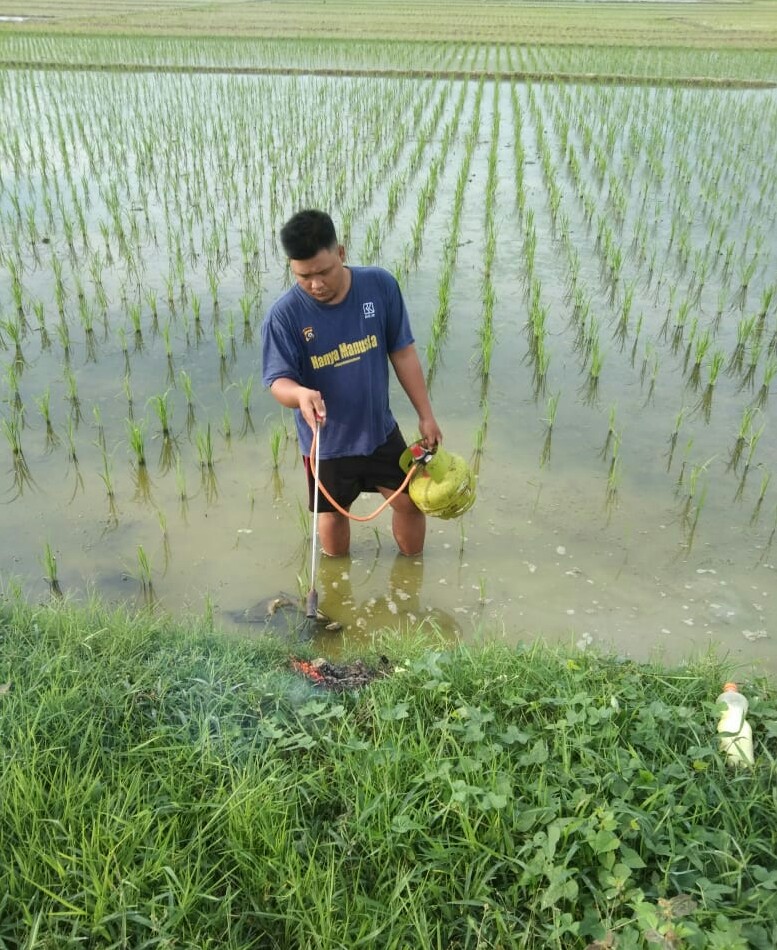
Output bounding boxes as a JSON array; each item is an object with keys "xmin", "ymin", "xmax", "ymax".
[{"xmin": 261, "ymin": 209, "xmax": 443, "ymax": 557}]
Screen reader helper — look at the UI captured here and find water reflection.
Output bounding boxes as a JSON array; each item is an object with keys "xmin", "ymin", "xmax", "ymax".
[{"xmin": 315, "ymin": 552, "xmax": 462, "ymax": 646}]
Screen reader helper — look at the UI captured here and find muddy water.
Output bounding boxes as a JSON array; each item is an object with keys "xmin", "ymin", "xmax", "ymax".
[{"xmin": 0, "ymin": 69, "xmax": 775, "ymax": 673}]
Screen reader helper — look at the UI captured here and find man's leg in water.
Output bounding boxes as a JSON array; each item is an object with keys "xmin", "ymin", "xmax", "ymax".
[
  {"xmin": 379, "ymin": 487, "xmax": 425, "ymax": 556},
  {"xmin": 318, "ymin": 510, "xmax": 350, "ymax": 557}
]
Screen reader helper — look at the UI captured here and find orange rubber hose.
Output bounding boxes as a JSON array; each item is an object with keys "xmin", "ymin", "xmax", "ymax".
[{"xmin": 308, "ymin": 426, "xmax": 418, "ymax": 522}]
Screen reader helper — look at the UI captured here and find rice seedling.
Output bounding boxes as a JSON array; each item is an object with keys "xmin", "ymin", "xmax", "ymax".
[
  {"xmin": 128, "ymin": 301, "xmax": 143, "ymax": 351},
  {"xmin": 756, "ymin": 282, "xmax": 774, "ymax": 324},
  {"xmin": 170, "ymin": 453, "xmax": 188, "ymax": 522},
  {"xmin": 221, "ymin": 406, "xmax": 232, "ymax": 445},
  {"xmin": 688, "ymin": 328, "xmax": 712, "ymax": 390},
  {"xmin": 540, "ymin": 391, "xmax": 560, "ymax": 468},
  {"xmin": 56, "ymin": 315, "xmax": 71, "ymax": 361},
  {"xmin": 0, "ymin": 316, "xmax": 26, "ymax": 367},
  {"xmin": 192, "ymin": 294, "xmax": 203, "ymax": 342},
  {"xmin": 98, "ymin": 447, "xmax": 115, "ymax": 500},
  {"xmin": 35, "ymin": 386, "xmax": 59, "ymax": 451},
  {"xmin": 148, "ymin": 391, "xmax": 173, "ymax": 441},
  {"xmin": 530, "ymin": 337, "xmax": 550, "ymax": 400},
  {"xmin": 728, "ymin": 314, "xmax": 756, "ymax": 375},
  {"xmin": 238, "ymin": 292, "xmax": 256, "ymax": 328},
  {"xmin": 738, "ymin": 342, "xmax": 762, "ymax": 392},
  {"xmin": 226, "ymin": 312, "xmax": 237, "ymax": 362},
  {"xmin": 666, "ymin": 406, "xmax": 687, "ymax": 472},
  {"xmin": 5, "ymin": 258, "xmax": 26, "ymax": 321},
  {"xmin": 750, "ymin": 469, "xmax": 771, "ymax": 525},
  {"xmin": 238, "ymin": 376, "xmax": 254, "ymax": 436},
  {"xmin": 679, "ymin": 455, "xmax": 714, "ymax": 535},
  {"xmin": 642, "ymin": 350, "xmax": 660, "ymax": 406},
  {"xmin": 64, "ymin": 417, "xmax": 79, "ymax": 467},
  {"xmin": 32, "ymin": 299, "xmax": 50, "ymax": 349},
  {"xmin": 684, "ymin": 481, "xmax": 708, "ymax": 553},
  {"xmin": 2, "ymin": 409, "xmax": 35, "ymax": 498},
  {"xmin": 196, "ymin": 422, "xmax": 215, "ymax": 471},
  {"xmin": 733, "ymin": 421, "xmax": 766, "ymax": 503},
  {"xmin": 269, "ymin": 424, "xmax": 284, "ymax": 470},
  {"xmin": 215, "ymin": 328, "xmax": 230, "ymax": 388},
  {"xmin": 157, "ymin": 509, "xmax": 171, "ymax": 571},
  {"xmin": 599, "ymin": 404, "xmax": 618, "ymax": 460},
  {"xmin": 470, "ymin": 404, "xmax": 489, "ymax": 477},
  {"xmin": 699, "ymin": 349, "xmax": 725, "ymax": 422},
  {"xmin": 179, "ymin": 369, "xmax": 196, "ymax": 433},
  {"xmin": 605, "ymin": 447, "xmax": 621, "ymax": 519},
  {"xmin": 544, "ymin": 390, "xmax": 560, "ymax": 430},
  {"xmin": 136, "ymin": 544, "xmax": 154, "ymax": 603},
  {"xmin": 737, "ymin": 251, "xmax": 759, "ymax": 307},
  {"xmin": 91, "ymin": 403, "xmax": 106, "ymax": 452},
  {"xmin": 613, "ymin": 282, "xmax": 635, "ymax": 347},
  {"xmin": 208, "ymin": 269, "xmax": 220, "ymax": 315},
  {"xmin": 40, "ymin": 541, "xmax": 62, "ymax": 598},
  {"xmin": 671, "ymin": 298, "xmax": 691, "ymax": 355},
  {"xmin": 728, "ymin": 406, "xmax": 758, "ymax": 471},
  {"xmin": 755, "ymin": 354, "xmax": 777, "ymax": 408},
  {"xmin": 64, "ymin": 368, "xmax": 82, "ymax": 425},
  {"xmin": 4, "ymin": 363, "xmax": 24, "ymax": 416},
  {"xmin": 127, "ymin": 419, "xmax": 147, "ymax": 468},
  {"xmin": 584, "ymin": 335, "xmax": 604, "ymax": 405},
  {"xmin": 629, "ymin": 313, "xmax": 644, "ymax": 368},
  {"xmin": 123, "ymin": 374, "xmax": 134, "ymax": 421}
]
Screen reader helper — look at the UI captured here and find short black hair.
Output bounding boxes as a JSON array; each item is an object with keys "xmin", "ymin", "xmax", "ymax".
[{"xmin": 280, "ymin": 209, "xmax": 338, "ymax": 260}]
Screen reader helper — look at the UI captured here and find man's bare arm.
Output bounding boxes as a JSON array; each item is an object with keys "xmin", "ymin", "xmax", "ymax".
[{"xmin": 389, "ymin": 345, "xmax": 443, "ymax": 447}]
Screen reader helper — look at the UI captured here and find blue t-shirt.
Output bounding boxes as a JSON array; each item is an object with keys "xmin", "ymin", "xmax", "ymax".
[{"xmin": 261, "ymin": 266, "xmax": 414, "ymax": 458}]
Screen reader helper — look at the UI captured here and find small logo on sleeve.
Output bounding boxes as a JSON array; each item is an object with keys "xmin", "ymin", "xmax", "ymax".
[
  {"xmin": 302, "ymin": 326, "xmax": 315, "ymax": 342},
  {"xmin": 362, "ymin": 301, "xmax": 375, "ymax": 319}
]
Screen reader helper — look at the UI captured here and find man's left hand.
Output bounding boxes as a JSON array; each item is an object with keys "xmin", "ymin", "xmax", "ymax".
[{"xmin": 419, "ymin": 416, "xmax": 443, "ymax": 449}]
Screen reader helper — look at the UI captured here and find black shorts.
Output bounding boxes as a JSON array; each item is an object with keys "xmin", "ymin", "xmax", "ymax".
[{"xmin": 304, "ymin": 425, "xmax": 409, "ymax": 513}]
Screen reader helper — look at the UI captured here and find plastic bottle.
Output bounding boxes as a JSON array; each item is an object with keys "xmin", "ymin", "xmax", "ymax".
[{"xmin": 716, "ymin": 682, "xmax": 754, "ymax": 767}]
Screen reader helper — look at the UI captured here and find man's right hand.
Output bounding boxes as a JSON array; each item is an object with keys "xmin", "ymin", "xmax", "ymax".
[
  {"xmin": 298, "ymin": 388, "xmax": 327, "ymax": 433},
  {"xmin": 269, "ymin": 379, "xmax": 326, "ymax": 432}
]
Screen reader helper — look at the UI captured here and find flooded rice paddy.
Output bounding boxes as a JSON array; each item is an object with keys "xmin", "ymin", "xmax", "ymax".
[{"xmin": 0, "ymin": 66, "xmax": 776, "ymax": 671}]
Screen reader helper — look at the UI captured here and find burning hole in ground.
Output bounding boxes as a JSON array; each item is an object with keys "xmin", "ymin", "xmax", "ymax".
[{"xmin": 290, "ymin": 655, "xmax": 393, "ymax": 690}]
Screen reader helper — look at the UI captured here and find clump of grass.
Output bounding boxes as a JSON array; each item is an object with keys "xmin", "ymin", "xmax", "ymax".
[{"xmin": 0, "ymin": 599, "xmax": 775, "ymax": 949}]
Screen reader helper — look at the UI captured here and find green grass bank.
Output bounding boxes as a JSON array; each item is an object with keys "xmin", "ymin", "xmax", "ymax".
[{"xmin": 1, "ymin": 599, "xmax": 776, "ymax": 948}]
